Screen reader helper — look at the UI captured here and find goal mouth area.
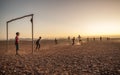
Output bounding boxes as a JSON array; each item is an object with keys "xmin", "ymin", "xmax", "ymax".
[{"xmin": 6, "ymin": 14, "xmax": 34, "ymax": 54}]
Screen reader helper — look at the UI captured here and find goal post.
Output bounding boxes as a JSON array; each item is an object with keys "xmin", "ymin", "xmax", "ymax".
[{"xmin": 6, "ymin": 14, "xmax": 34, "ymax": 54}]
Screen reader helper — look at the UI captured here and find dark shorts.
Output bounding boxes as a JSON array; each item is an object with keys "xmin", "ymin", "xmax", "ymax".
[
  {"xmin": 15, "ymin": 44, "xmax": 19, "ymax": 51},
  {"xmin": 36, "ymin": 43, "xmax": 40, "ymax": 49}
]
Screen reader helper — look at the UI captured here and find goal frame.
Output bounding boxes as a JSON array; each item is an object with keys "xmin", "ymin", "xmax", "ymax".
[{"xmin": 6, "ymin": 14, "xmax": 34, "ymax": 53}]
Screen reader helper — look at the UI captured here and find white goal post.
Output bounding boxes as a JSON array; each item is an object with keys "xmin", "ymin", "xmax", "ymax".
[{"xmin": 6, "ymin": 14, "xmax": 34, "ymax": 54}]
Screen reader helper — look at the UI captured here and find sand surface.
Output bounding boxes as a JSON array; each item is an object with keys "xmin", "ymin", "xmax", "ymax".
[{"xmin": 0, "ymin": 40, "xmax": 120, "ymax": 75}]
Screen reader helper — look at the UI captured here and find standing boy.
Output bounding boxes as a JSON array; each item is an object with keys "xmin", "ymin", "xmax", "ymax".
[{"xmin": 15, "ymin": 32, "xmax": 20, "ymax": 55}]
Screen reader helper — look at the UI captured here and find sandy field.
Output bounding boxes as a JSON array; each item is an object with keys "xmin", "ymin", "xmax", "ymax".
[{"xmin": 0, "ymin": 40, "xmax": 120, "ymax": 75}]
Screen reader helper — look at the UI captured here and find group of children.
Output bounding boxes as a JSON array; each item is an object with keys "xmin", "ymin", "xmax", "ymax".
[
  {"xmin": 15, "ymin": 32, "xmax": 110, "ymax": 55},
  {"xmin": 15, "ymin": 32, "xmax": 82, "ymax": 55},
  {"xmin": 15, "ymin": 32, "xmax": 81, "ymax": 55}
]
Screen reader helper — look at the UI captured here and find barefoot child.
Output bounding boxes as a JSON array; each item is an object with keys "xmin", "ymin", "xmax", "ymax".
[{"xmin": 15, "ymin": 32, "xmax": 20, "ymax": 55}]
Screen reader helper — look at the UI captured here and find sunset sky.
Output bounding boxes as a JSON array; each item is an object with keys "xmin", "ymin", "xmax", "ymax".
[{"xmin": 0, "ymin": 0, "xmax": 120, "ymax": 40}]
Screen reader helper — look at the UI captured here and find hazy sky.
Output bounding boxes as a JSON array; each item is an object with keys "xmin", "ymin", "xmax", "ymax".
[{"xmin": 0, "ymin": 0, "xmax": 120, "ymax": 40}]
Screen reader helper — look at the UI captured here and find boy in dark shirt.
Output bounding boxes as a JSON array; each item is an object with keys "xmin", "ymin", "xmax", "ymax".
[
  {"xmin": 36, "ymin": 37, "xmax": 41, "ymax": 51},
  {"xmin": 72, "ymin": 37, "xmax": 75, "ymax": 45}
]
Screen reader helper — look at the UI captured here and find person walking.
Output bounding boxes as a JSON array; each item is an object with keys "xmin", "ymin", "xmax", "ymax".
[{"xmin": 36, "ymin": 37, "xmax": 41, "ymax": 51}]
